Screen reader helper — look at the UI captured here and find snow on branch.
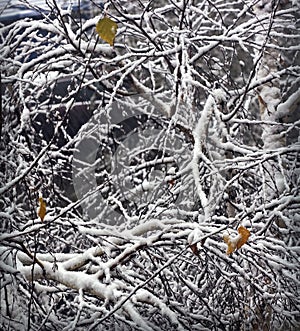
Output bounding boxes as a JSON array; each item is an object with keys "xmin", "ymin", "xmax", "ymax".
[{"xmin": 1, "ymin": 0, "xmax": 299, "ymax": 329}]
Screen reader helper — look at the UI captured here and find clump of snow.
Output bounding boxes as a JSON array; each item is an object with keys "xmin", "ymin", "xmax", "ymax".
[{"xmin": 187, "ymin": 227, "xmax": 203, "ymax": 245}]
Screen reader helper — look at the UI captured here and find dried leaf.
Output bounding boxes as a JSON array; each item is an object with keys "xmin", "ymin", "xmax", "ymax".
[
  {"xmin": 96, "ymin": 17, "xmax": 118, "ymax": 46},
  {"xmin": 189, "ymin": 243, "xmax": 199, "ymax": 255},
  {"xmin": 38, "ymin": 197, "xmax": 46, "ymax": 221},
  {"xmin": 236, "ymin": 226, "xmax": 250, "ymax": 249}
]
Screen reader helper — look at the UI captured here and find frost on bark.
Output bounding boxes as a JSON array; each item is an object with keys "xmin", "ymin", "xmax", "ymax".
[
  {"xmin": 254, "ymin": 0, "xmax": 298, "ymax": 198},
  {"xmin": 0, "ymin": 1, "xmax": 299, "ymax": 330},
  {"xmin": 251, "ymin": 1, "xmax": 300, "ymax": 328}
]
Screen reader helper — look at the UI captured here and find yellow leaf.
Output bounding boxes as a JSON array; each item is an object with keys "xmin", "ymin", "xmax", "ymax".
[
  {"xmin": 38, "ymin": 197, "xmax": 46, "ymax": 222},
  {"xmin": 223, "ymin": 234, "xmax": 236, "ymax": 255},
  {"xmin": 236, "ymin": 226, "xmax": 250, "ymax": 249},
  {"xmin": 223, "ymin": 226, "xmax": 250, "ymax": 255},
  {"xmin": 96, "ymin": 17, "xmax": 118, "ymax": 46}
]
